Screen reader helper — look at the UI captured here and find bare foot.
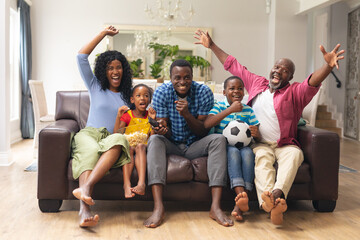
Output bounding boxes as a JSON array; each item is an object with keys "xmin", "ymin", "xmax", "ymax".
[
  {"xmin": 131, "ymin": 184, "xmax": 146, "ymax": 195},
  {"xmin": 73, "ymin": 188, "xmax": 95, "ymax": 206},
  {"xmin": 144, "ymin": 206, "xmax": 165, "ymax": 228},
  {"xmin": 209, "ymin": 207, "xmax": 234, "ymax": 227},
  {"xmin": 235, "ymin": 192, "xmax": 249, "ymax": 212},
  {"xmin": 79, "ymin": 210, "xmax": 99, "ymax": 228},
  {"xmin": 270, "ymin": 198, "xmax": 287, "ymax": 225},
  {"xmin": 124, "ymin": 184, "xmax": 135, "ymax": 198},
  {"xmin": 261, "ymin": 191, "xmax": 275, "ymax": 212},
  {"xmin": 231, "ymin": 205, "xmax": 243, "ymax": 221}
]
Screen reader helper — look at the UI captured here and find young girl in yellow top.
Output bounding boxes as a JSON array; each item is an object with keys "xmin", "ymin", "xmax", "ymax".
[{"xmin": 114, "ymin": 84, "xmax": 156, "ymax": 198}]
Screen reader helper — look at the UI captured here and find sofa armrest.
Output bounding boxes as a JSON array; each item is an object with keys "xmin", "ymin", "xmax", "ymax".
[
  {"xmin": 297, "ymin": 126, "xmax": 340, "ymax": 200},
  {"xmin": 37, "ymin": 119, "xmax": 80, "ymax": 200}
]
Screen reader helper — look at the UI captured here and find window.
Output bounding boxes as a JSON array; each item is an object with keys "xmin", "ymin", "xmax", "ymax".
[{"xmin": 9, "ymin": 8, "xmax": 20, "ymax": 121}]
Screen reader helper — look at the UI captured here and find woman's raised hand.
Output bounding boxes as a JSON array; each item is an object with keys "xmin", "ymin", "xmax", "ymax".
[
  {"xmin": 104, "ymin": 25, "xmax": 119, "ymax": 37},
  {"xmin": 194, "ymin": 29, "xmax": 213, "ymax": 48}
]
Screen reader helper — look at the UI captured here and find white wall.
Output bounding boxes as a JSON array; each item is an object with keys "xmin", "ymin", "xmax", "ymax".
[
  {"xmin": 31, "ymin": 0, "xmax": 271, "ymax": 114},
  {"xmin": 0, "ymin": 0, "xmax": 12, "ymax": 165},
  {"xmin": 271, "ymin": 0, "xmax": 308, "ymax": 82}
]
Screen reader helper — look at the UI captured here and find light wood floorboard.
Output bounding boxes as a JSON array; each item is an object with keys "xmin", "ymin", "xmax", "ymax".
[{"xmin": 1, "ymin": 138, "xmax": 360, "ymax": 240}]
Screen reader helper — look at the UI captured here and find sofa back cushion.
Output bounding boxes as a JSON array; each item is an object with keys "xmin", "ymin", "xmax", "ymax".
[{"xmin": 55, "ymin": 91, "xmax": 90, "ymax": 129}]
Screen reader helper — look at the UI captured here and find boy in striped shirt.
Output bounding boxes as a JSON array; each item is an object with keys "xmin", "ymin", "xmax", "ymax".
[{"xmin": 204, "ymin": 76, "xmax": 261, "ymax": 221}]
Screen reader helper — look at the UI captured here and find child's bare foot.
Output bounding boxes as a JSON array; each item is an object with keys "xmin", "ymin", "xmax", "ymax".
[
  {"xmin": 231, "ymin": 205, "xmax": 243, "ymax": 221},
  {"xmin": 131, "ymin": 184, "xmax": 146, "ymax": 195},
  {"xmin": 124, "ymin": 184, "xmax": 135, "ymax": 198},
  {"xmin": 235, "ymin": 192, "xmax": 249, "ymax": 212},
  {"xmin": 270, "ymin": 198, "xmax": 287, "ymax": 225},
  {"xmin": 261, "ymin": 191, "xmax": 275, "ymax": 212},
  {"xmin": 209, "ymin": 206, "xmax": 234, "ymax": 227},
  {"xmin": 144, "ymin": 205, "xmax": 165, "ymax": 228},
  {"xmin": 73, "ymin": 188, "xmax": 94, "ymax": 206},
  {"xmin": 79, "ymin": 212, "xmax": 100, "ymax": 228}
]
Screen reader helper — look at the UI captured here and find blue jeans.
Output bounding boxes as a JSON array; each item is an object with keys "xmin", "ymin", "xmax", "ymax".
[{"xmin": 227, "ymin": 145, "xmax": 255, "ymax": 191}]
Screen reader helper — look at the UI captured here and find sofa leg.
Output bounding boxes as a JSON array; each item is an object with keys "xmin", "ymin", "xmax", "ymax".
[
  {"xmin": 38, "ymin": 199, "xmax": 63, "ymax": 212},
  {"xmin": 312, "ymin": 200, "xmax": 336, "ymax": 212}
]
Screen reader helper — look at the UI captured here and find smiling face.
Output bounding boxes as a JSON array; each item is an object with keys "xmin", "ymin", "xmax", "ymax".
[
  {"xmin": 269, "ymin": 58, "xmax": 295, "ymax": 91},
  {"xmin": 106, "ymin": 60, "xmax": 123, "ymax": 92},
  {"xmin": 130, "ymin": 86, "xmax": 151, "ymax": 112},
  {"xmin": 224, "ymin": 78, "xmax": 244, "ymax": 105},
  {"xmin": 170, "ymin": 66, "xmax": 193, "ymax": 98}
]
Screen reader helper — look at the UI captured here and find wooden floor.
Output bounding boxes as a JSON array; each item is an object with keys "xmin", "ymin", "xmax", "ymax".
[{"xmin": 1, "ymin": 138, "xmax": 360, "ymax": 240}]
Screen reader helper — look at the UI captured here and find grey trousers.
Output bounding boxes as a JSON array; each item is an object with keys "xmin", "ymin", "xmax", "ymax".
[{"xmin": 147, "ymin": 134, "xmax": 228, "ymax": 187}]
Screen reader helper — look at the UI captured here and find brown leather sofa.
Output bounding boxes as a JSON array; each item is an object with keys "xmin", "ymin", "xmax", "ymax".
[{"xmin": 37, "ymin": 91, "xmax": 340, "ymax": 213}]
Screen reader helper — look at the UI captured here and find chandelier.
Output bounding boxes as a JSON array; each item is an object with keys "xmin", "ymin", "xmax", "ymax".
[{"xmin": 144, "ymin": 0, "xmax": 195, "ymax": 30}]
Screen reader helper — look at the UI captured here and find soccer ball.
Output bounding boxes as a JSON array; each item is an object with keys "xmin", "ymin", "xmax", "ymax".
[{"xmin": 222, "ymin": 120, "xmax": 252, "ymax": 148}]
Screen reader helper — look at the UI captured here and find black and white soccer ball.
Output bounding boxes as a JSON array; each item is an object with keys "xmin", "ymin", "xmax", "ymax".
[{"xmin": 222, "ymin": 120, "xmax": 252, "ymax": 148}]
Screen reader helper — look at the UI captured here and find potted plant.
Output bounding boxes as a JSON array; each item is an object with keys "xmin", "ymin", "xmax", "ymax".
[
  {"xmin": 148, "ymin": 42, "xmax": 211, "ymax": 82},
  {"xmin": 130, "ymin": 58, "xmax": 144, "ymax": 79},
  {"xmin": 149, "ymin": 59, "xmax": 163, "ymax": 82},
  {"xmin": 176, "ymin": 55, "xmax": 211, "ymax": 81},
  {"xmin": 148, "ymin": 43, "xmax": 179, "ymax": 82}
]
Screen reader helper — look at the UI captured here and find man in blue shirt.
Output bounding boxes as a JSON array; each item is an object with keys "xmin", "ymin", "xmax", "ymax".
[{"xmin": 144, "ymin": 59, "xmax": 233, "ymax": 228}]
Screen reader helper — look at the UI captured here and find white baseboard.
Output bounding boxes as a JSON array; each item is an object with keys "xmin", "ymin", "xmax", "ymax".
[
  {"xmin": 0, "ymin": 151, "xmax": 14, "ymax": 166},
  {"xmin": 11, "ymin": 129, "xmax": 23, "ymax": 144}
]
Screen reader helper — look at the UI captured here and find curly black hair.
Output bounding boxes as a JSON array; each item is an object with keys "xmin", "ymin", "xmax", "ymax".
[{"xmin": 94, "ymin": 50, "xmax": 132, "ymax": 106}]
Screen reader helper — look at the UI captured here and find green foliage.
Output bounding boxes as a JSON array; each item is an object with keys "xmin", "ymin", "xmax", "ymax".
[
  {"xmin": 148, "ymin": 42, "xmax": 210, "ymax": 80},
  {"xmin": 148, "ymin": 42, "xmax": 179, "ymax": 60},
  {"xmin": 130, "ymin": 58, "xmax": 144, "ymax": 78},
  {"xmin": 176, "ymin": 55, "xmax": 210, "ymax": 70},
  {"xmin": 149, "ymin": 59, "xmax": 163, "ymax": 79}
]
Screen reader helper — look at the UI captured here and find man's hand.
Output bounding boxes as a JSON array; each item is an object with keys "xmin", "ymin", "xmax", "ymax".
[
  {"xmin": 228, "ymin": 101, "xmax": 243, "ymax": 114},
  {"xmin": 194, "ymin": 29, "xmax": 213, "ymax": 48},
  {"xmin": 153, "ymin": 119, "xmax": 169, "ymax": 136},
  {"xmin": 249, "ymin": 125, "xmax": 261, "ymax": 140},
  {"xmin": 320, "ymin": 44, "xmax": 345, "ymax": 70},
  {"xmin": 175, "ymin": 100, "xmax": 190, "ymax": 117}
]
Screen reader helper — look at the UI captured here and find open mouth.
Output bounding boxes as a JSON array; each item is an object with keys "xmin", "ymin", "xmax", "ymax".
[
  {"xmin": 111, "ymin": 76, "xmax": 120, "ymax": 83},
  {"xmin": 177, "ymin": 85, "xmax": 187, "ymax": 91},
  {"xmin": 138, "ymin": 102, "xmax": 147, "ymax": 107},
  {"xmin": 232, "ymin": 95, "xmax": 242, "ymax": 100},
  {"xmin": 271, "ymin": 75, "xmax": 280, "ymax": 85}
]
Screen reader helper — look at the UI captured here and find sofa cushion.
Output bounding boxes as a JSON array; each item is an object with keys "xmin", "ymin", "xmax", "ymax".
[
  {"xmin": 191, "ymin": 157, "xmax": 209, "ymax": 183},
  {"xmin": 166, "ymin": 155, "xmax": 194, "ymax": 183},
  {"xmin": 68, "ymin": 155, "xmax": 194, "ymax": 185},
  {"xmin": 56, "ymin": 91, "xmax": 89, "ymax": 129},
  {"xmin": 293, "ymin": 162, "xmax": 311, "ymax": 183},
  {"xmin": 68, "ymin": 159, "xmax": 128, "ymax": 183}
]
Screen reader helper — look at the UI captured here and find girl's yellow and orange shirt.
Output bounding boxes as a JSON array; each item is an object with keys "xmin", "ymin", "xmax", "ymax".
[{"xmin": 120, "ymin": 110, "xmax": 151, "ymax": 135}]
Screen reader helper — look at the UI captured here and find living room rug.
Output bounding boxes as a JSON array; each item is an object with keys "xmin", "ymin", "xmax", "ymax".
[
  {"xmin": 24, "ymin": 161, "xmax": 37, "ymax": 172},
  {"xmin": 339, "ymin": 164, "xmax": 357, "ymax": 173}
]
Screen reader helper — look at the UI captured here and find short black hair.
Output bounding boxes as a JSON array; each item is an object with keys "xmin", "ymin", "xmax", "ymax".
[
  {"xmin": 94, "ymin": 50, "xmax": 132, "ymax": 106},
  {"xmin": 223, "ymin": 76, "xmax": 244, "ymax": 89},
  {"xmin": 129, "ymin": 84, "xmax": 154, "ymax": 110},
  {"xmin": 170, "ymin": 59, "xmax": 193, "ymax": 76}
]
